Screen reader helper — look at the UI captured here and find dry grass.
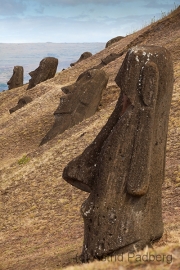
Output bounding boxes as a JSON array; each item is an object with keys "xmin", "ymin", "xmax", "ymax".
[{"xmin": 0, "ymin": 6, "xmax": 180, "ymax": 270}]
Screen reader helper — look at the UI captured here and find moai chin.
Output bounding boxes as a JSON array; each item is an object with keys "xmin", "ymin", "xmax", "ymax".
[
  {"xmin": 7, "ymin": 66, "xmax": 23, "ymax": 90},
  {"xmin": 63, "ymin": 45, "xmax": 174, "ymax": 262},
  {"xmin": 27, "ymin": 57, "xmax": 58, "ymax": 90}
]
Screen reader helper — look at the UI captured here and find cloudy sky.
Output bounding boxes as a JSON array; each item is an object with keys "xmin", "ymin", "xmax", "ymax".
[{"xmin": 0, "ymin": 0, "xmax": 179, "ymax": 43}]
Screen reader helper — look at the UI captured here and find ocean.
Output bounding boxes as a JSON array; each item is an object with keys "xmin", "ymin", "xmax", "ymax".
[{"xmin": 0, "ymin": 43, "xmax": 105, "ymax": 92}]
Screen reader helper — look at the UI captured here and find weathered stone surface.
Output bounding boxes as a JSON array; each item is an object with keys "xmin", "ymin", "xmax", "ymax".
[
  {"xmin": 63, "ymin": 45, "xmax": 174, "ymax": 261},
  {"xmin": 7, "ymin": 66, "xmax": 23, "ymax": 90},
  {"xmin": 70, "ymin": 52, "xmax": 92, "ymax": 67},
  {"xmin": 27, "ymin": 57, "xmax": 58, "ymax": 90},
  {"xmin": 9, "ymin": 96, "xmax": 32, "ymax": 114},
  {"xmin": 40, "ymin": 69, "xmax": 108, "ymax": 145},
  {"xmin": 105, "ymin": 36, "xmax": 124, "ymax": 48}
]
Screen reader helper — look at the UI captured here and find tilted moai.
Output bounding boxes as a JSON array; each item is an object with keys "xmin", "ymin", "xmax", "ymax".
[
  {"xmin": 40, "ymin": 69, "xmax": 108, "ymax": 145},
  {"xmin": 9, "ymin": 96, "xmax": 32, "ymax": 114},
  {"xmin": 7, "ymin": 66, "xmax": 23, "ymax": 90},
  {"xmin": 63, "ymin": 45, "xmax": 174, "ymax": 261},
  {"xmin": 70, "ymin": 52, "xmax": 92, "ymax": 67},
  {"xmin": 27, "ymin": 57, "xmax": 58, "ymax": 90}
]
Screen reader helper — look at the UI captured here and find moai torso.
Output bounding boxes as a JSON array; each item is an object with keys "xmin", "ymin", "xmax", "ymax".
[{"xmin": 63, "ymin": 45, "xmax": 174, "ymax": 261}]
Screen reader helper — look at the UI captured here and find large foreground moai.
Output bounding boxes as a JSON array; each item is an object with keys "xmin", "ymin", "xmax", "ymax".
[
  {"xmin": 63, "ymin": 45, "xmax": 174, "ymax": 261},
  {"xmin": 7, "ymin": 66, "xmax": 23, "ymax": 90},
  {"xmin": 40, "ymin": 69, "xmax": 108, "ymax": 145},
  {"xmin": 27, "ymin": 57, "xmax": 58, "ymax": 90}
]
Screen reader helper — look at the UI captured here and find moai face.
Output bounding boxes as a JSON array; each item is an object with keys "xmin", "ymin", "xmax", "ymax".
[
  {"xmin": 63, "ymin": 45, "xmax": 174, "ymax": 262},
  {"xmin": 7, "ymin": 66, "xmax": 23, "ymax": 90},
  {"xmin": 40, "ymin": 69, "xmax": 108, "ymax": 145},
  {"xmin": 27, "ymin": 57, "xmax": 58, "ymax": 89}
]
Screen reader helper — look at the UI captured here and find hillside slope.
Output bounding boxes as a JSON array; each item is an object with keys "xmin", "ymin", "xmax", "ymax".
[{"xmin": 0, "ymin": 6, "xmax": 180, "ymax": 270}]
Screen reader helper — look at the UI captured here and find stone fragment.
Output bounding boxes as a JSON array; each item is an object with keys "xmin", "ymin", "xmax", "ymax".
[
  {"xmin": 9, "ymin": 96, "xmax": 32, "ymax": 114},
  {"xmin": 70, "ymin": 52, "xmax": 92, "ymax": 67},
  {"xmin": 40, "ymin": 69, "xmax": 108, "ymax": 145},
  {"xmin": 63, "ymin": 45, "xmax": 174, "ymax": 261},
  {"xmin": 105, "ymin": 36, "xmax": 124, "ymax": 48},
  {"xmin": 7, "ymin": 66, "xmax": 23, "ymax": 90},
  {"xmin": 27, "ymin": 57, "xmax": 58, "ymax": 90}
]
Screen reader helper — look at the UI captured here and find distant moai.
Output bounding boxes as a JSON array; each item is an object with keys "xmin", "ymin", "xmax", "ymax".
[
  {"xmin": 63, "ymin": 45, "xmax": 174, "ymax": 262},
  {"xmin": 40, "ymin": 68, "xmax": 108, "ymax": 145},
  {"xmin": 70, "ymin": 52, "xmax": 92, "ymax": 67},
  {"xmin": 105, "ymin": 36, "xmax": 124, "ymax": 48},
  {"xmin": 7, "ymin": 66, "xmax": 23, "ymax": 90},
  {"xmin": 9, "ymin": 96, "xmax": 32, "ymax": 114},
  {"xmin": 27, "ymin": 57, "xmax": 58, "ymax": 90}
]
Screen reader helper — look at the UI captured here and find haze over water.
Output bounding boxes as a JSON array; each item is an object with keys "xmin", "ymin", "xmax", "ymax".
[{"xmin": 0, "ymin": 43, "xmax": 105, "ymax": 92}]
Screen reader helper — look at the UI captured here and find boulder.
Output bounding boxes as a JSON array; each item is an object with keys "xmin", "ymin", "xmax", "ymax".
[
  {"xmin": 63, "ymin": 45, "xmax": 174, "ymax": 261},
  {"xmin": 105, "ymin": 36, "xmax": 124, "ymax": 48},
  {"xmin": 7, "ymin": 66, "xmax": 23, "ymax": 90},
  {"xmin": 9, "ymin": 96, "xmax": 32, "ymax": 114},
  {"xmin": 70, "ymin": 52, "xmax": 92, "ymax": 67},
  {"xmin": 27, "ymin": 57, "xmax": 58, "ymax": 90},
  {"xmin": 40, "ymin": 69, "xmax": 108, "ymax": 145}
]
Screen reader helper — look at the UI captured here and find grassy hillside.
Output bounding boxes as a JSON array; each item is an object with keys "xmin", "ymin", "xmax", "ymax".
[{"xmin": 0, "ymin": 6, "xmax": 180, "ymax": 270}]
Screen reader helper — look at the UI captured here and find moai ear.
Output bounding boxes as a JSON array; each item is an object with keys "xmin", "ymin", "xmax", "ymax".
[{"xmin": 127, "ymin": 61, "xmax": 159, "ymax": 196}]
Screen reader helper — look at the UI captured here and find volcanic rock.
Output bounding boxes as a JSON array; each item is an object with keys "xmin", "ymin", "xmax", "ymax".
[{"xmin": 63, "ymin": 45, "xmax": 174, "ymax": 261}]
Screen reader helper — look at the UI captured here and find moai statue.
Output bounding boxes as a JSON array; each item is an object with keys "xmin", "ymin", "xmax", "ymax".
[
  {"xmin": 7, "ymin": 66, "xmax": 23, "ymax": 90},
  {"xmin": 27, "ymin": 57, "xmax": 58, "ymax": 90},
  {"xmin": 70, "ymin": 52, "xmax": 92, "ymax": 67},
  {"xmin": 40, "ymin": 69, "xmax": 108, "ymax": 145},
  {"xmin": 9, "ymin": 96, "xmax": 32, "ymax": 114},
  {"xmin": 62, "ymin": 45, "xmax": 174, "ymax": 261}
]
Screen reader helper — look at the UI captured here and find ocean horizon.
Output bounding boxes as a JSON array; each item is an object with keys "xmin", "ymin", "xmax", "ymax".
[{"xmin": 0, "ymin": 42, "xmax": 105, "ymax": 92}]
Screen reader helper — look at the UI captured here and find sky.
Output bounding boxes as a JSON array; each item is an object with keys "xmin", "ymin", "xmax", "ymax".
[{"xmin": 0, "ymin": 0, "xmax": 179, "ymax": 43}]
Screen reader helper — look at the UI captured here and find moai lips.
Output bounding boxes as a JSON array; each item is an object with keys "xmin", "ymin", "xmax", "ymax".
[
  {"xmin": 40, "ymin": 69, "xmax": 108, "ymax": 145},
  {"xmin": 27, "ymin": 57, "xmax": 58, "ymax": 90},
  {"xmin": 7, "ymin": 66, "xmax": 23, "ymax": 90},
  {"xmin": 62, "ymin": 45, "xmax": 174, "ymax": 261}
]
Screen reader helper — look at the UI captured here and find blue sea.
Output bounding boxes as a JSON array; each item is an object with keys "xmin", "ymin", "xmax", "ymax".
[{"xmin": 0, "ymin": 43, "xmax": 105, "ymax": 92}]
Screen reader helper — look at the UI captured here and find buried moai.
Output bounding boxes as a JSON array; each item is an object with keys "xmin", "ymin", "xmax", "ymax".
[
  {"xmin": 40, "ymin": 69, "xmax": 108, "ymax": 145},
  {"xmin": 27, "ymin": 57, "xmax": 58, "ymax": 90},
  {"xmin": 9, "ymin": 96, "xmax": 32, "ymax": 114},
  {"xmin": 70, "ymin": 52, "xmax": 92, "ymax": 67},
  {"xmin": 7, "ymin": 66, "xmax": 23, "ymax": 90},
  {"xmin": 63, "ymin": 45, "xmax": 174, "ymax": 261}
]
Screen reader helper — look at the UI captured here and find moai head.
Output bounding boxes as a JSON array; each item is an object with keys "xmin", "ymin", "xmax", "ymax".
[
  {"xmin": 27, "ymin": 57, "xmax": 58, "ymax": 90},
  {"xmin": 7, "ymin": 66, "xmax": 23, "ymax": 90},
  {"xmin": 9, "ymin": 96, "xmax": 32, "ymax": 114},
  {"xmin": 63, "ymin": 45, "xmax": 174, "ymax": 261},
  {"xmin": 70, "ymin": 52, "xmax": 92, "ymax": 67},
  {"xmin": 40, "ymin": 69, "xmax": 108, "ymax": 145}
]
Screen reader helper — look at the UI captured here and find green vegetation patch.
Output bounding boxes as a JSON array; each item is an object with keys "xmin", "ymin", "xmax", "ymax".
[{"xmin": 18, "ymin": 155, "xmax": 30, "ymax": 165}]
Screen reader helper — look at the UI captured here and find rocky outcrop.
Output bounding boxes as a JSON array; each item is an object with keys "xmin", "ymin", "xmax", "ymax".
[
  {"xmin": 40, "ymin": 69, "xmax": 108, "ymax": 145},
  {"xmin": 7, "ymin": 66, "xmax": 23, "ymax": 90},
  {"xmin": 63, "ymin": 45, "xmax": 174, "ymax": 261},
  {"xmin": 105, "ymin": 36, "xmax": 124, "ymax": 48},
  {"xmin": 9, "ymin": 96, "xmax": 32, "ymax": 114},
  {"xmin": 70, "ymin": 52, "xmax": 92, "ymax": 67},
  {"xmin": 27, "ymin": 57, "xmax": 58, "ymax": 90}
]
